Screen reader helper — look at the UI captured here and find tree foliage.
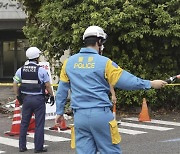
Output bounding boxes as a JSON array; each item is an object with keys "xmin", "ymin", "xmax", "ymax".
[{"xmin": 19, "ymin": 0, "xmax": 180, "ymax": 110}]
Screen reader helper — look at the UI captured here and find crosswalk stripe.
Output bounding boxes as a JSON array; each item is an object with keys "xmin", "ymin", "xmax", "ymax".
[
  {"xmin": 118, "ymin": 128, "xmax": 147, "ymax": 135},
  {"xmin": 161, "ymin": 138, "xmax": 180, "ymax": 143},
  {"xmin": 124, "ymin": 117, "xmax": 180, "ymax": 127},
  {"xmin": 0, "ymin": 137, "xmax": 34, "ymax": 149},
  {"xmin": 118, "ymin": 122, "xmax": 173, "ymax": 131},
  {"xmin": 44, "ymin": 127, "xmax": 71, "ymax": 134},
  {"xmin": 45, "ymin": 127, "xmax": 146, "ymax": 136},
  {"xmin": 0, "ymin": 151, "xmax": 5, "ymax": 154},
  {"xmin": 28, "ymin": 133, "xmax": 70, "ymax": 142},
  {"xmin": 57, "ymin": 129, "xmax": 71, "ymax": 134}
]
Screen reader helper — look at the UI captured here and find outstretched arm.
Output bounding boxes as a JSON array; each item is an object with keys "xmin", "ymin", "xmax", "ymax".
[{"xmin": 105, "ymin": 60, "xmax": 167, "ymax": 90}]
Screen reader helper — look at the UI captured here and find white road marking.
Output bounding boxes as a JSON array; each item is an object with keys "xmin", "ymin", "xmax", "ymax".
[
  {"xmin": 0, "ymin": 137, "xmax": 34, "ymax": 149},
  {"xmin": 44, "ymin": 127, "xmax": 71, "ymax": 134},
  {"xmin": 118, "ymin": 122, "xmax": 173, "ymax": 131},
  {"xmin": 28, "ymin": 133, "xmax": 70, "ymax": 142},
  {"xmin": 161, "ymin": 138, "xmax": 180, "ymax": 142},
  {"xmin": 124, "ymin": 117, "xmax": 180, "ymax": 127},
  {"xmin": 0, "ymin": 137, "xmax": 48, "ymax": 149},
  {"xmin": 118, "ymin": 128, "xmax": 147, "ymax": 135},
  {"xmin": 0, "ymin": 150, "xmax": 5, "ymax": 154}
]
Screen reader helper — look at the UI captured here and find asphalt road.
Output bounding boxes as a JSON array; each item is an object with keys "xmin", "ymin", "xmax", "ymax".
[{"xmin": 0, "ymin": 113, "xmax": 180, "ymax": 154}]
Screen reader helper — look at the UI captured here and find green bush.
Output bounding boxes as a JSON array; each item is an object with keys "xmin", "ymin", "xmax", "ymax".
[{"xmin": 19, "ymin": 0, "xmax": 180, "ymax": 110}]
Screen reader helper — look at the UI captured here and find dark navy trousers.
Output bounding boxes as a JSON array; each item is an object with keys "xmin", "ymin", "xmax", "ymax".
[{"xmin": 19, "ymin": 94, "xmax": 46, "ymax": 150}]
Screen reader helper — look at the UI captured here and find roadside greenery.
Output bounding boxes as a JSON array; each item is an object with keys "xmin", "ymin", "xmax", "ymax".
[{"xmin": 19, "ymin": 0, "xmax": 180, "ymax": 110}]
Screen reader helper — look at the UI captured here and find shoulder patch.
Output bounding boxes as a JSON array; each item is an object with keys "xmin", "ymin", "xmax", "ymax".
[{"xmin": 112, "ymin": 62, "xmax": 118, "ymax": 68}]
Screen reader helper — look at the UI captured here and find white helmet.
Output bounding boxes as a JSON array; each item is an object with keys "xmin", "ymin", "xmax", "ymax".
[
  {"xmin": 26, "ymin": 47, "xmax": 41, "ymax": 59},
  {"xmin": 83, "ymin": 26, "xmax": 107, "ymax": 40}
]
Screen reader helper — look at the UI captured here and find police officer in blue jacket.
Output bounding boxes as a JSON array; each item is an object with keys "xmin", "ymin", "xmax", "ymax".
[
  {"xmin": 13, "ymin": 47, "xmax": 54, "ymax": 153},
  {"xmin": 55, "ymin": 26, "xmax": 167, "ymax": 154}
]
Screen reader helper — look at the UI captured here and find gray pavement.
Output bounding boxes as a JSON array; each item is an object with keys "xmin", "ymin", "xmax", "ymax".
[
  {"xmin": 1, "ymin": 87, "xmax": 180, "ymax": 153},
  {"xmin": 1, "ymin": 112, "xmax": 180, "ymax": 154}
]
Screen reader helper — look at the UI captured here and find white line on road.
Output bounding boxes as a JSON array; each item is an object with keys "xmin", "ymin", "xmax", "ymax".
[
  {"xmin": 0, "ymin": 150, "xmax": 5, "ymax": 154},
  {"xmin": 124, "ymin": 117, "xmax": 180, "ymax": 127},
  {"xmin": 0, "ymin": 137, "xmax": 34, "ymax": 149},
  {"xmin": 161, "ymin": 138, "xmax": 180, "ymax": 142},
  {"xmin": 118, "ymin": 128, "xmax": 147, "ymax": 135},
  {"xmin": 28, "ymin": 133, "xmax": 70, "ymax": 142},
  {"xmin": 118, "ymin": 122, "xmax": 173, "ymax": 131},
  {"xmin": 44, "ymin": 127, "xmax": 71, "ymax": 134},
  {"xmin": 46, "ymin": 126, "xmax": 147, "ymax": 135},
  {"xmin": 46, "ymin": 126, "xmax": 146, "ymax": 136}
]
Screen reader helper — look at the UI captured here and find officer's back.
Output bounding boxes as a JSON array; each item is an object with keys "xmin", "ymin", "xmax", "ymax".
[
  {"xmin": 13, "ymin": 47, "xmax": 54, "ymax": 153},
  {"xmin": 65, "ymin": 48, "xmax": 111, "ymax": 109}
]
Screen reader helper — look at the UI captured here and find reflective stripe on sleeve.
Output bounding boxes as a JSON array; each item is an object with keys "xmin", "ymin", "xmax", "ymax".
[{"xmin": 13, "ymin": 76, "xmax": 21, "ymax": 83}]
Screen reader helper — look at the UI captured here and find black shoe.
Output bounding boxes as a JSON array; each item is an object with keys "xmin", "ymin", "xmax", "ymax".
[
  {"xmin": 19, "ymin": 148, "xmax": 28, "ymax": 152},
  {"xmin": 34, "ymin": 148, "xmax": 47, "ymax": 153}
]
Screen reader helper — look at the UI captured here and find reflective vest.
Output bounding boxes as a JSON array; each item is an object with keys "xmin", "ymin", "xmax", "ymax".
[{"xmin": 20, "ymin": 63, "xmax": 45, "ymax": 94}]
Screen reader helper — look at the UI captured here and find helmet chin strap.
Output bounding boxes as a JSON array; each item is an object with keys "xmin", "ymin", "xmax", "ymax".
[
  {"xmin": 98, "ymin": 39, "xmax": 104, "ymax": 55},
  {"xmin": 98, "ymin": 46, "xmax": 101, "ymax": 55},
  {"xmin": 101, "ymin": 45, "xmax": 104, "ymax": 51},
  {"xmin": 98, "ymin": 45, "xmax": 104, "ymax": 55}
]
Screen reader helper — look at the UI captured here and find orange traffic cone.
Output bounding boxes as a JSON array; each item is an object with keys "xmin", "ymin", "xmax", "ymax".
[
  {"xmin": 49, "ymin": 125, "xmax": 59, "ymax": 131},
  {"xmin": 113, "ymin": 103, "xmax": 116, "ymax": 120},
  {"xmin": 59, "ymin": 118, "xmax": 70, "ymax": 131},
  {"xmin": 28, "ymin": 113, "xmax": 35, "ymax": 132},
  {"xmin": 5, "ymin": 99, "xmax": 21, "ymax": 136},
  {"xmin": 138, "ymin": 98, "xmax": 151, "ymax": 122},
  {"xmin": 49, "ymin": 118, "xmax": 70, "ymax": 131}
]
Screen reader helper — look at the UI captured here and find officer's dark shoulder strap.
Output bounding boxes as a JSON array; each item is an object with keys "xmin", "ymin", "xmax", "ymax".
[{"xmin": 20, "ymin": 65, "xmax": 25, "ymax": 74}]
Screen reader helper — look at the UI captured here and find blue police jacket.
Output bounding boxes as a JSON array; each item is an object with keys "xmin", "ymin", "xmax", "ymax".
[
  {"xmin": 56, "ymin": 47, "xmax": 151, "ymax": 115},
  {"xmin": 13, "ymin": 61, "xmax": 50, "ymax": 95}
]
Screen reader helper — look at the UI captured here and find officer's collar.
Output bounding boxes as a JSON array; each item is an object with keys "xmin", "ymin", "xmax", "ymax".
[
  {"xmin": 79, "ymin": 47, "xmax": 98, "ymax": 54},
  {"xmin": 28, "ymin": 61, "xmax": 38, "ymax": 65}
]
